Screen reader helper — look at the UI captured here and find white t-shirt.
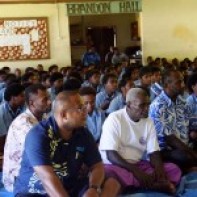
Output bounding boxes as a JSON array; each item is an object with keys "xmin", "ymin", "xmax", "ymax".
[{"xmin": 99, "ymin": 108, "xmax": 160, "ymax": 164}]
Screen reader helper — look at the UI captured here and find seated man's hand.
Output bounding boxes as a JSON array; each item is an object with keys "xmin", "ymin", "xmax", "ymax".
[
  {"xmin": 133, "ymin": 169, "xmax": 154, "ymax": 189},
  {"xmin": 153, "ymin": 166, "xmax": 168, "ymax": 182},
  {"xmin": 189, "ymin": 131, "xmax": 197, "ymax": 141},
  {"xmin": 100, "ymin": 100, "xmax": 110, "ymax": 110}
]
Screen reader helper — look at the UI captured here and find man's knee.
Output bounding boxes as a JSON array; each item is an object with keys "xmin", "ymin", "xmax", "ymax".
[{"xmin": 102, "ymin": 177, "xmax": 121, "ymax": 197}]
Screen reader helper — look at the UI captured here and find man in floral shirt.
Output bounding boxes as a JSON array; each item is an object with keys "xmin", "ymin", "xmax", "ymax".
[
  {"xmin": 3, "ymin": 84, "xmax": 51, "ymax": 192},
  {"xmin": 149, "ymin": 69, "xmax": 197, "ymax": 171}
]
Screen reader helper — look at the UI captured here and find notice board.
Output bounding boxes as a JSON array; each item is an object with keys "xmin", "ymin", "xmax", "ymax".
[{"xmin": 0, "ymin": 17, "xmax": 50, "ymax": 61}]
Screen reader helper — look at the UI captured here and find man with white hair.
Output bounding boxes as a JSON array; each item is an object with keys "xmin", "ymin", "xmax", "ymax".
[{"xmin": 99, "ymin": 88, "xmax": 181, "ymax": 194}]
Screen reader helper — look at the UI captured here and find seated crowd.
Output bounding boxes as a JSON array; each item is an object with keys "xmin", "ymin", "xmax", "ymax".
[{"xmin": 0, "ymin": 55, "xmax": 196, "ymax": 197}]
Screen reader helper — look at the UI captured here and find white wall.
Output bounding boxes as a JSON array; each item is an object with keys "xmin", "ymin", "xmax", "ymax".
[
  {"xmin": 142, "ymin": 0, "xmax": 197, "ymax": 63},
  {"xmin": 0, "ymin": 3, "xmax": 71, "ymax": 71}
]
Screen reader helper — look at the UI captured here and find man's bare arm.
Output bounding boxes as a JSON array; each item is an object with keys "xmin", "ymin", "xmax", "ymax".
[{"xmin": 34, "ymin": 165, "xmax": 69, "ymax": 197}]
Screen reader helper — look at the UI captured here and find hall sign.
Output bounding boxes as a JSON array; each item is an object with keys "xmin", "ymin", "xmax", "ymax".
[{"xmin": 66, "ymin": 0, "xmax": 142, "ymax": 16}]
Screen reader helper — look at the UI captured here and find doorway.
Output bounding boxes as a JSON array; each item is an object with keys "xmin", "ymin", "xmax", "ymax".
[{"xmin": 86, "ymin": 26, "xmax": 116, "ymax": 63}]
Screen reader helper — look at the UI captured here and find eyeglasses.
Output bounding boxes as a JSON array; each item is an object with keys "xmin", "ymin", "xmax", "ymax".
[{"xmin": 67, "ymin": 105, "xmax": 87, "ymax": 113}]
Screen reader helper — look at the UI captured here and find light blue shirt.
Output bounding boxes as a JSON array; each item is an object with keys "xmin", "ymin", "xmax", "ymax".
[
  {"xmin": 96, "ymin": 90, "xmax": 120, "ymax": 111},
  {"xmin": 86, "ymin": 109, "xmax": 105, "ymax": 142},
  {"xmin": 107, "ymin": 94, "xmax": 126, "ymax": 114},
  {"xmin": 47, "ymin": 87, "xmax": 56, "ymax": 101},
  {"xmin": 0, "ymin": 87, "xmax": 5, "ymax": 103},
  {"xmin": 149, "ymin": 91, "xmax": 191, "ymax": 149},
  {"xmin": 0, "ymin": 102, "xmax": 23, "ymax": 136},
  {"xmin": 81, "ymin": 81, "xmax": 103, "ymax": 93}
]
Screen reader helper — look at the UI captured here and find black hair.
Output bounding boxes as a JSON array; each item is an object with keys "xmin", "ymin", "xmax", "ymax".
[
  {"xmin": 67, "ymin": 71, "xmax": 83, "ymax": 84},
  {"xmin": 63, "ymin": 78, "xmax": 81, "ymax": 91},
  {"xmin": 139, "ymin": 66, "xmax": 152, "ymax": 78},
  {"xmin": 79, "ymin": 86, "xmax": 96, "ymax": 96},
  {"xmin": 0, "ymin": 70, "xmax": 7, "ymax": 76},
  {"xmin": 49, "ymin": 72, "xmax": 63, "ymax": 85},
  {"xmin": 21, "ymin": 72, "xmax": 35, "ymax": 84},
  {"xmin": 48, "ymin": 64, "xmax": 58, "ymax": 73},
  {"xmin": 118, "ymin": 78, "xmax": 131, "ymax": 91},
  {"xmin": 42, "ymin": 74, "xmax": 50, "ymax": 82},
  {"xmin": 25, "ymin": 67, "xmax": 35, "ymax": 73},
  {"xmin": 187, "ymin": 73, "xmax": 197, "ymax": 93},
  {"xmin": 4, "ymin": 83, "xmax": 25, "ymax": 102},
  {"xmin": 150, "ymin": 66, "xmax": 161, "ymax": 74},
  {"xmin": 162, "ymin": 69, "xmax": 177, "ymax": 87},
  {"xmin": 5, "ymin": 74, "xmax": 18, "ymax": 86},
  {"xmin": 2, "ymin": 67, "xmax": 10, "ymax": 72},
  {"xmin": 25, "ymin": 84, "xmax": 46, "ymax": 106},
  {"xmin": 85, "ymin": 69, "xmax": 100, "ymax": 81},
  {"xmin": 102, "ymin": 73, "xmax": 117, "ymax": 85}
]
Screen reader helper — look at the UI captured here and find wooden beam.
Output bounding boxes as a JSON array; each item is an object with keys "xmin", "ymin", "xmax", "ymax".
[{"xmin": 0, "ymin": 0, "xmax": 107, "ymax": 4}]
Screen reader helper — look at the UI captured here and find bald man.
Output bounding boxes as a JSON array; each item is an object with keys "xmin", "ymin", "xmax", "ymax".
[
  {"xmin": 99, "ymin": 88, "xmax": 181, "ymax": 194},
  {"xmin": 14, "ymin": 91, "xmax": 120, "ymax": 197}
]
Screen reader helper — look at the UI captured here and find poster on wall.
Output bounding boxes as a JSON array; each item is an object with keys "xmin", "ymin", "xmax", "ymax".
[{"xmin": 0, "ymin": 17, "xmax": 50, "ymax": 61}]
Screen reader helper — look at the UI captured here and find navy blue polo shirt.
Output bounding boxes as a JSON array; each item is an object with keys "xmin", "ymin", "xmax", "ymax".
[{"xmin": 14, "ymin": 116, "xmax": 101, "ymax": 195}]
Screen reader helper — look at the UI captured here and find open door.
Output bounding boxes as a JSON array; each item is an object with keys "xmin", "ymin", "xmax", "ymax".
[{"xmin": 86, "ymin": 26, "xmax": 116, "ymax": 63}]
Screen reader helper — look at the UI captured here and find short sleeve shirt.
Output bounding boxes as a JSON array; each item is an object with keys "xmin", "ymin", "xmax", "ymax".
[
  {"xmin": 14, "ymin": 116, "xmax": 101, "ymax": 195},
  {"xmin": 99, "ymin": 108, "xmax": 160, "ymax": 164},
  {"xmin": 149, "ymin": 91, "xmax": 191, "ymax": 149}
]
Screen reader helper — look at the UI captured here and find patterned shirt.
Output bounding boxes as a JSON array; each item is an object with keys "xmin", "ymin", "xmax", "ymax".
[
  {"xmin": 187, "ymin": 94, "xmax": 197, "ymax": 130},
  {"xmin": 149, "ymin": 91, "xmax": 191, "ymax": 149},
  {"xmin": 14, "ymin": 116, "xmax": 101, "ymax": 195},
  {"xmin": 150, "ymin": 82, "xmax": 163, "ymax": 102},
  {"xmin": 2, "ymin": 109, "xmax": 45, "ymax": 192}
]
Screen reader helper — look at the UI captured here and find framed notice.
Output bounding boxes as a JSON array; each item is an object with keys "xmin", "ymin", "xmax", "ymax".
[{"xmin": 0, "ymin": 17, "xmax": 50, "ymax": 61}]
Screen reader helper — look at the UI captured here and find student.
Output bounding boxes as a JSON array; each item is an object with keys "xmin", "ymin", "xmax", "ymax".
[
  {"xmin": 21, "ymin": 72, "xmax": 39, "ymax": 85},
  {"xmin": 150, "ymin": 66, "xmax": 163, "ymax": 101},
  {"xmin": 107, "ymin": 78, "xmax": 134, "ymax": 114},
  {"xmin": 48, "ymin": 64, "xmax": 58, "ymax": 75},
  {"xmin": 82, "ymin": 69, "xmax": 102, "ymax": 93},
  {"xmin": 111, "ymin": 47, "xmax": 129, "ymax": 66},
  {"xmin": 0, "ymin": 83, "xmax": 25, "ymax": 137},
  {"xmin": 134, "ymin": 66, "xmax": 152, "ymax": 89},
  {"xmin": 48, "ymin": 72, "xmax": 63, "ymax": 101},
  {"xmin": 96, "ymin": 73, "xmax": 119, "ymax": 112},
  {"xmin": 41, "ymin": 74, "xmax": 51, "ymax": 89},
  {"xmin": 79, "ymin": 87, "xmax": 105, "ymax": 143}
]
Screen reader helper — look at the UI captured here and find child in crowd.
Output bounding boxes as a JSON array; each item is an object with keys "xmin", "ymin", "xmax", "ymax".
[
  {"xmin": 134, "ymin": 66, "xmax": 152, "ymax": 95},
  {"xmin": 79, "ymin": 87, "xmax": 105, "ymax": 143},
  {"xmin": 150, "ymin": 66, "xmax": 163, "ymax": 101},
  {"xmin": 41, "ymin": 74, "xmax": 51, "ymax": 89},
  {"xmin": 96, "ymin": 73, "xmax": 119, "ymax": 112},
  {"xmin": 107, "ymin": 77, "xmax": 134, "ymax": 114},
  {"xmin": 48, "ymin": 72, "xmax": 63, "ymax": 101},
  {"xmin": 81, "ymin": 69, "xmax": 102, "ymax": 93}
]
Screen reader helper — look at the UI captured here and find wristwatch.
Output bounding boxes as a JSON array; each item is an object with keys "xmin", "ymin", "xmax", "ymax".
[{"xmin": 89, "ymin": 184, "xmax": 102, "ymax": 194}]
